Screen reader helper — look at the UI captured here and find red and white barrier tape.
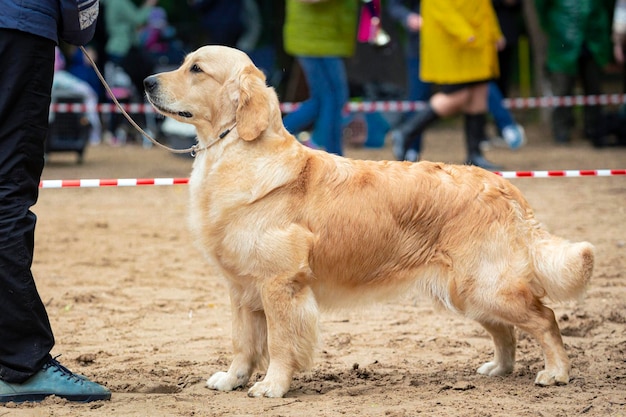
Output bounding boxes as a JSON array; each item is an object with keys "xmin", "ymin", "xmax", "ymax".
[
  {"xmin": 51, "ymin": 94, "xmax": 626, "ymax": 115},
  {"xmin": 39, "ymin": 178, "xmax": 189, "ymax": 188},
  {"xmin": 39, "ymin": 170, "xmax": 626, "ymax": 189},
  {"xmin": 51, "ymin": 102, "xmax": 157, "ymax": 114},
  {"xmin": 495, "ymin": 169, "xmax": 626, "ymax": 179}
]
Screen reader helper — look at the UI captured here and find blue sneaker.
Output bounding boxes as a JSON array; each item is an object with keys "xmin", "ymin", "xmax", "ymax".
[
  {"xmin": 404, "ymin": 148, "xmax": 420, "ymax": 162},
  {"xmin": 0, "ymin": 357, "xmax": 111, "ymax": 403},
  {"xmin": 501, "ymin": 124, "xmax": 526, "ymax": 150}
]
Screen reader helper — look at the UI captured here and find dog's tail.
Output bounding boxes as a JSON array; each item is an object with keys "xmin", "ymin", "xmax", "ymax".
[{"xmin": 531, "ymin": 237, "xmax": 595, "ymax": 302}]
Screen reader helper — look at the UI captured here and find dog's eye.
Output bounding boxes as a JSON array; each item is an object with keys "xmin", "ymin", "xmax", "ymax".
[{"xmin": 190, "ymin": 64, "xmax": 203, "ymax": 73}]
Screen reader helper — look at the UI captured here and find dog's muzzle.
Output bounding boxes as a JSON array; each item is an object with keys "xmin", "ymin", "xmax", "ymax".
[
  {"xmin": 143, "ymin": 75, "xmax": 193, "ymax": 118},
  {"xmin": 143, "ymin": 75, "xmax": 159, "ymax": 94}
]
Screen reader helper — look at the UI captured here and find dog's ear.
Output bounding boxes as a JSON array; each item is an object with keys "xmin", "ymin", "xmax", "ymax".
[{"xmin": 236, "ymin": 65, "xmax": 270, "ymax": 141}]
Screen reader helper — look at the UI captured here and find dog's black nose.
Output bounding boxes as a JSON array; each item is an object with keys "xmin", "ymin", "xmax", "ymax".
[{"xmin": 143, "ymin": 75, "xmax": 158, "ymax": 93}]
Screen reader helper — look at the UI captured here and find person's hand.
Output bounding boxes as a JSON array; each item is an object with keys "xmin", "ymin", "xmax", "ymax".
[
  {"xmin": 406, "ymin": 13, "xmax": 422, "ymax": 32},
  {"xmin": 496, "ymin": 36, "xmax": 506, "ymax": 51},
  {"xmin": 614, "ymin": 42, "xmax": 625, "ymax": 64}
]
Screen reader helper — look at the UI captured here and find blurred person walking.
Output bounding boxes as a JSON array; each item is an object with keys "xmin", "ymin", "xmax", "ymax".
[
  {"xmin": 535, "ymin": 0, "xmax": 611, "ymax": 145},
  {"xmin": 103, "ymin": 0, "xmax": 158, "ymax": 95},
  {"xmin": 282, "ymin": 0, "xmax": 359, "ymax": 156},
  {"xmin": 189, "ymin": 0, "xmax": 245, "ymax": 48},
  {"xmin": 492, "ymin": 0, "xmax": 521, "ymax": 98},
  {"xmin": 487, "ymin": 0, "xmax": 526, "ymax": 148},
  {"xmin": 387, "ymin": 0, "xmax": 431, "ymax": 162},
  {"xmin": 0, "ymin": 0, "xmax": 111, "ymax": 403},
  {"xmin": 390, "ymin": 0, "xmax": 510, "ymax": 170},
  {"xmin": 103, "ymin": 0, "xmax": 158, "ymax": 145},
  {"xmin": 387, "ymin": 0, "xmax": 524, "ymax": 163}
]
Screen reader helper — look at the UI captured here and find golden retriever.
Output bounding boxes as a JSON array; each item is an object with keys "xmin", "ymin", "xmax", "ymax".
[{"xmin": 143, "ymin": 45, "xmax": 594, "ymax": 398}]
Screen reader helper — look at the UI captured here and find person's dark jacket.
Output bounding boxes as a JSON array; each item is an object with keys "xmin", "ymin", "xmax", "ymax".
[{"xmin": 0, "ymin": 0, "xmax": 99, "ymax": 45}]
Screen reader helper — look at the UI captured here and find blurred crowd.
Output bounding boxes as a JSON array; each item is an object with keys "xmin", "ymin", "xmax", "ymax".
[
  {"xmin": 54, "ymin": 0, "xmax": 279, "ymax": 146},
  {"xmin": 52, "ymin": 0, "xmax": 626, "ymax": 155}
]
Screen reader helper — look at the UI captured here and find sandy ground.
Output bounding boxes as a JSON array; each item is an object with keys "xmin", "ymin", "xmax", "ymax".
[{"xmin": 4, "ymin": 121, "xmax": 626, "ymax": 417}]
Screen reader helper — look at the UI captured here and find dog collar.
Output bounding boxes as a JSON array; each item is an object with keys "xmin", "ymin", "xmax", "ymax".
[{"xmin": 191, "ymin": 123, "xmax": 237, "ymax": 157}]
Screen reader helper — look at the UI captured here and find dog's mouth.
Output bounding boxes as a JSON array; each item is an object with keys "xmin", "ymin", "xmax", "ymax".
[{"xmin": 146, "ymin": 95, "xmax": 193, "ymax": 119}]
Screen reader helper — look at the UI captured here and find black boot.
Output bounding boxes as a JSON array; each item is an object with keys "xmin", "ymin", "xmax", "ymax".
[
  {"xmin": 464, "ymin": 113, "xmax": 503, "ymax": 171},
  {"xmin": 390, "ymin": 104, "xmax": 439, "ymax": 160}
]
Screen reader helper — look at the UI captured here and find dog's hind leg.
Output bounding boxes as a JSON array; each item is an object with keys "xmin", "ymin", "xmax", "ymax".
[
  {"xmin": 514, "ymin": 299, "xmax": 570, "ymax": 386},
  {"xmin": 248, "ymin": 272, "xmax": 319, "ymax": 398},
  {"xmin": 476, "ymin": 321, "xmax": 516, "ymax": 377},
  {"xmin": 207, "ymin": 288, "xmax": 268, "ymax": 392},
  {"xmin": 483, "ymin": 290, "xmax": 570, "ymax": 385}
]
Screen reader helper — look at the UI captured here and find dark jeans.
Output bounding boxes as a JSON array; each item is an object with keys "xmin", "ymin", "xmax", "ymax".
[
  {"xmin": 550, "ymin": 48, "xmax": 603, "ymax": 143},
  {"xmin": 0, "ymin": 29, "xmax": 55, "ymax": 383}
]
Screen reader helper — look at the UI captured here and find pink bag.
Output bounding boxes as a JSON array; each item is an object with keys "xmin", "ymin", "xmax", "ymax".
[
  {"xmin": 357, "ymin": 0, "xmax": 390, "ymax": 46},
  {"xmin": 357, "ymin": 0, "xmax": 375, "ymax": 42}
]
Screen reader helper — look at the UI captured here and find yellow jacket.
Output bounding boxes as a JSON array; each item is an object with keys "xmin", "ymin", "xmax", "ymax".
[{"xmin": 420, "ymin": 0, "xmax": 503, "ymax": 85}]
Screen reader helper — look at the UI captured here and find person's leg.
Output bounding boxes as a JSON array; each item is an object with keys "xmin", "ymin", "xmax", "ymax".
[
  {"xmin": 461, "ymin": 83, "xmax": 488, "ymax": 114},
  {"xmin": 404, "ymin": 54, "xmax": 432, "ymax": 160},
  {"xmin": 578, "ymin": 50, "xmax": 604, "ymax": 145},
  {"xmin": 463, "ymin": 83, "xmax": 502, "ymax": 170},
  {"xmin": 550, "ymin": 72, "xmax": 576, "ymax": 143},
  {"xmin": 496, "ymin": 46, "xmax": 514, "ymax": 98},
  {"xmin": 488, "ymin": 82, "xmax": 514, "ymax": 130},
  {"xmin": 315, "ymin": 58, "xmax": 350, "ymax": 155},
  {"xmin": 487, "ymin": 82, "xmax": 525, "ymax": 149},
  {"xmin": 431, "ymin": 88, "xmax": 472, "ymax": 116},
  {"xmin": 282, "ymin": 57, "xmax": 322, "ymax": 146},
  {"xmin": 0, "ymin": 29, "xmax": 111, "ymax": 404},
  {"xmin": 310, "ymin": 57, "xmax": 348, "ymax": 156},
  {"xmin": 0, "ymin": 29, "xmax": 55, "ymax": 384},
  {"xmin": 391, "ymin": 88, "xmax": 470, "ymax": 160}
]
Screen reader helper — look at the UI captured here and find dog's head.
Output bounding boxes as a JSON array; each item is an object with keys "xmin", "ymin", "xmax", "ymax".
[{"xmin": 144, "ymin": 45, "xmax": 273, "ymax": 143}]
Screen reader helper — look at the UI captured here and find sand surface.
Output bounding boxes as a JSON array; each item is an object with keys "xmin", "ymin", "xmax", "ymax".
[{"xmin": 5, "ymin": 122, "xmax": 625, "ymax": 416}]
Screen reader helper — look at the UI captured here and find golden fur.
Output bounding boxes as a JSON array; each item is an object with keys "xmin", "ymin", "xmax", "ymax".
[{"xmin": 144, "ymin": 46, "xmax": 595, "ymax": 398}]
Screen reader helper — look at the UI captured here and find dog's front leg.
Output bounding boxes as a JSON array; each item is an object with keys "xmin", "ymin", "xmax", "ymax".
[
  {"xmin": 207, "ymin": 288, "xmax": 268, "ymax": 392},
  {"xmin": 248, "ymin": 272, "xmax": 319, "ymax": 398}
]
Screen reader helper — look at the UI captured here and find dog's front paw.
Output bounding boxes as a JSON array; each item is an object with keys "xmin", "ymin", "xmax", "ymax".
[
  {"xmin": 247, "ymin": 380, "xmax": 289, "ymax": 398},
  {"xmin": 477, "ymin": 361, "xmax": 513, "ymax": 377},
  {"xmin": 207, "ymin": 371, "xmax": 248, "ymax": 392},
  {"xmin": 534, "ymin": 369, "xmax": 569, "ymax": 386}
]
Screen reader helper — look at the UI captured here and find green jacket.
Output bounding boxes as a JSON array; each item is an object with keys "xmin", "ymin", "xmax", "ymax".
[
  {"xmin": 535, "ymin": 0, "xmax": 611, "ymax": 74},
  {"xmin": 283, "ymin": 0, "xmax": 358, "ymax": 57},
  {"xmin": 103, "ymin": 0, "xmax": 153, "ymax": 57}
]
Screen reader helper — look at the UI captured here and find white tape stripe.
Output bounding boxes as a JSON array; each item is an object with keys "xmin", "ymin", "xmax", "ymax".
[{"xmin": 118, "ymin": 179, "xmax": 138, "ymax": 186}]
